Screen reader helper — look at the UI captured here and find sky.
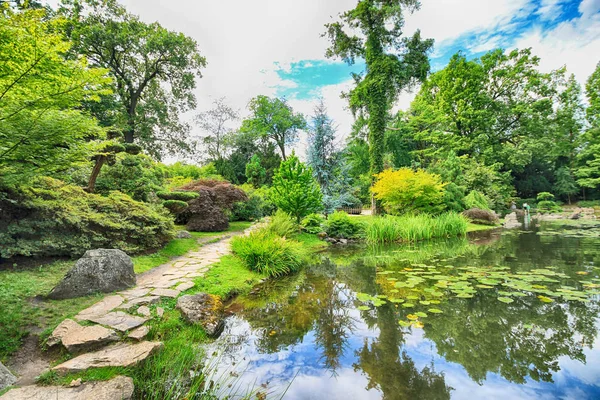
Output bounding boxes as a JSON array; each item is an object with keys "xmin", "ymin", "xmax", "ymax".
[{"xmin": 87, "ymin": 0, "xmax": 600, "ymax": 157}]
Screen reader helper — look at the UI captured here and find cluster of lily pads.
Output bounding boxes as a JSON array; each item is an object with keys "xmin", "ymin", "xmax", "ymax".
[{"xmin": 354, "ymin": 263, "xmax": 600, "ymax": 330}]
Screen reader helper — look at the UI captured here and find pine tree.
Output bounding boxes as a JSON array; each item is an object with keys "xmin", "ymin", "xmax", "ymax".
[{"xmin": 307, "ymin": 100, "xmax": 337, "ymax": 191}]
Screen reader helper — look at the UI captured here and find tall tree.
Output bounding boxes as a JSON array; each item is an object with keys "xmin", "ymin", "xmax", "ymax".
[
  {"xmin": 0, "ymin": 9, "xmax": 108, "ymax": 186},
  {"xmin": 324, "ymin": 0, "xmax": 433, "ymax": 213},
  {"xmin": 307, "ymin": 99, "xmax": 337, "ymax": 190},
  {"xmin": 195, "ymin": 97, "xmax": 238, "ymax": 162},
  {"xmin": 62, "ymin": 0, "xmax": 206, "ymax": 158},
  {"xmin": 241, "ymin": 95, "xmax": 306, "ymax": 160}
]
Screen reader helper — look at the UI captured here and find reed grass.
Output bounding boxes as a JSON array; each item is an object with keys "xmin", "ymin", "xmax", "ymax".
[{"xmin": 365, "ymin": 212, "xmax": 468, "ymax": 244}]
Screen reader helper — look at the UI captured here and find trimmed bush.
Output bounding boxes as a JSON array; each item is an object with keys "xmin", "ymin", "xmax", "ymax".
[
  {"xmin": 266, "ymin": 210, "xmax": 298, "ymax": 238},
  {"xmin": 462, "ymin": 208, "xmax": 499, "ymax": 225},
  {"xmin": 364, "ymin": 213, "xmax": 468, "ymax": 244},
  {"xmin": 536, "ymin": 192, "xmax": 562, "ymax": 213},
  {"xmin": 231, "ymin": 230, "xmax": 304, "ymax": 277},
  {"xmin": 156, "ymin": 191, "xmax": 199, "ymax": 201},
  {"xmin": 464, "ymin": 190, "xmax": 491, "ymax": 210},
  {"xmin": 0, "ymin": 178, "xmax": 174, "ymax": 259},
  {"xmin": 301, "ymin": 213, "xmax": 325, "ymax": 234},
  {"xmin": 324, "ymin": 211, "xmax": 363, "ymax": 239},
  {"xmin": 162, "ymin": 200, "xmax": 189, "ymax": 214},
  {"xmin": 230, "ymin": 185, "xmax": 275, "ymax": 222}
]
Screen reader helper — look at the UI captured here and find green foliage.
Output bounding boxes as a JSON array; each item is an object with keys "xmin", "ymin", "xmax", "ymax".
[
  {"xmin": 577, "ymin": 200, "xmax": 600, "ymax": 208},
  {"xmin": 443, "ymin": 182, "xmax": 467, "ymax": 213},
  {"xmin": 553, "ymin": 167, "xmax": 578, "ymax": 203},
  {"xmin": 245, "ymin": 154, "xmax": 266, "ymax": 188},
  {"xmin": 0, "ymin": 9, "xmax": 110, "ymax": 186},
  {"xmin": 324, "ymin": 211, "xmax": 364, "ymax": 239},
  {"xmin": 156, "ymin": 191, "xmax": 199, "ymax": 201},
  {"xmin": 301, "ymin": 213, "xmax": 325, "ymax": 234},
  {"xmin": 324, "ymin": 0, "xmax": 433, "ymax": 194},
  {"xmin": 230, "ymin": 185, "xmax": 275, "ymax": 222},
  {"xmin": 231, "ymin": 230, "xmax": 304, "ymax": 277},
  {"xmin": 271, "ymin": 154, "xmax": 323, "ymax": 223},
  {"xmin": 64, "ymin": 0, "xmax": 207, "ymax": 157},
  {"xmin": 536, "ymin": 192, "xmax": 561, "ymax": 213},
  {"xmin": 308, "ymin": 100, "xmax": 337, "ymax": 189},
  {"xmin": 241, "ymin": 96, "xmax": 306, "ymax": 160},
  {"xmin": 372, "ymin": 168, "xmax": 446, "ymax": 215},
  {"xmin": 464, "ymin": 190, "xmax": 491, "ymax": 211},
  {"xmin": 0, "ymin": 178, "xmax": 174, "ymax": 258},
  {"xmin": 265, "ymin": 210, "xmax": 298, "ymax": 238},
  {"xmin": 162, "ymin": 200, "xmax": 188, "ymax": 214},
  {"xmin": 93, "ymin": 154, "xmax": 167, "ymax": 201},
  {"xmin": 536, "ymin": 192, "xmax": 555, "ymax": 201},
  {"xmin": 364, "ymin": 213, "xmax": 468, "ymax": 244},
  {"xmin": 193, "ymin": 254, "xmax": 264, "ymax": 298}
]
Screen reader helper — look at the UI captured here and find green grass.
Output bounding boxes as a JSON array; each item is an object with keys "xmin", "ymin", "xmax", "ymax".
[
  {"xmin": 133, "ymin": 221, "xmax": 252, "ymax": 273},
  {"xmin": 0, "ymin": 261, "xmax": 103, "ymax": 361},
  {"xmin": 467, "ymin": 222, "xmax": 501, "ymax": 232},
  {"xmin": 364, "ymin": 213, "xmax": 469, "ymax": 244},
  {"xmin": 193, "ymin": 255, "xmax": 265, "ymax": 298}
]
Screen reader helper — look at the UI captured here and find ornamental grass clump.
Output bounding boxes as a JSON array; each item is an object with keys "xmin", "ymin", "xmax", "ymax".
[
  {"xmin": 365, "ymin": 212, "xmax": 468, "ymax": 245},
  {"xmin": 231, "ymin": 230, "xmax": 304, "ymax": 277},
  {"xmin": 265, "ymin": 210, "xmax": 298, "ymax": 238}
]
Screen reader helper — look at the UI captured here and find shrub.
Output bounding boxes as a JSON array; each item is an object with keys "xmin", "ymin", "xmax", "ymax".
[
  {"xmin": 578, "ymin": 200, "xmax": 600, "ymax": 208},
  {"xmin": 536, "ymin": 192, "xmax": 561, "ymax": 213},
  {"xmin": 265, "ymin": 210, "xmax": 298, "ymax": 238},
  {"xmin": 0, "ymin": 178, "xmax": 174, "ymax": 259},
  {"xmin": 464, "ymin": 190, "xmax": 491, "ymax": 210},
  {"xmin": 177, "ymin": 180, "xmax": 248, "ymax": 232},
  {"xmin": 156, "ymin": 191, "xmax": 199, "ymax": 201},
  {"xmin": 231, "ymin": 231, "xmax": 304, "ymax": 277},
  {"xmin": 230, "ymin": 185, "xmax": 275, "ymax": 222},
  {"xmin": 536, "ymin": 192, "xmax": 555, "ymax": 201},
  {"xmin": 162, "ymin": 200, "xmax": 189, "ymax": 214},
  {"xmin": 462, "ymin": 208, "xmax": 499, "ymax": 225},
  {"xmin": 364, "ymin": 213, "xmax": 468, "ymax": 244},
  {"xmin": 443, "ymin": 182, "xmax": 467, "ymax": 213},
  {"xmin": 301, "ymin": 213, "xmax": 325, "ymax": 234},
  {"xmin": 372, "ymin": 168, "xmax": 446, "ymax": 215},
  {"xmin": 324, "ymin": 211, "xmax": 363, "ymax": 239},
  {"xmin": 271, "ymin": 154, "xmax": 322, "ymax": 223}
]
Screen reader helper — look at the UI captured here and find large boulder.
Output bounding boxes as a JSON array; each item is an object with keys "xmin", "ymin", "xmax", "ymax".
[
  {"xmin": 48, "ymin": 249, "xmax": 135, "ymax": 300},
  {"xmin": 0, "ymin": 362, "xmax": 16, "ymax": 392},
  {"xmin": 503, "ymin": 212, "xmax": 521, "ymax": 229},
  {"xmin": 177, "ymin": 293, "xmax": 224, "ymax": 337}
]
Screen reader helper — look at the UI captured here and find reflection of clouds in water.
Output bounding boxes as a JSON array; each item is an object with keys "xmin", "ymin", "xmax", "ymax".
[
  {"xmin": 282, "ymin": 368, "xmax": 381, "ymax": 400},
  {"xmin": 444, "ymin": 369, "xmax": 544, "ymax": 400}
]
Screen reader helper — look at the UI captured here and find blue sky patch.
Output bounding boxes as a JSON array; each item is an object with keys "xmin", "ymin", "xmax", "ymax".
[{"xmin": 272, "ymin": 0, "xmax": 596, "ymax": 101}]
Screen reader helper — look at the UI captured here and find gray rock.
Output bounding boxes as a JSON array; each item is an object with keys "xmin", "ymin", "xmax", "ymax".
[
  {"xmin": 0, "ymin": 376, "xmax": 134, "ymax": 400},
  {"xmin": 0, "ymin": 362, "xmax": 16, "ymax": 392},
  {"xmin": 48, "ymin": 249, "xmax": 135, "ymax": 300},
  {"xmin": 52, "ymin": 342, "xmax": 162, "ymax": 374},
  {"xmin": 175, "ymin": 230, "xmax": 193, "ymax": 239},
  {"xmin": 177, "ymin": 293, "xmax": 224, "ymax": 337},
  {"xmin": 47, "ymin": 319, "xmax": 118, "ymax": 353},
  {"xmin": 88, "ymin": 312, "xmax": 148, "ymax": 332},
  {"xmin": 503, "ymin": 212, "xmax": 521, "ymax": 229}
]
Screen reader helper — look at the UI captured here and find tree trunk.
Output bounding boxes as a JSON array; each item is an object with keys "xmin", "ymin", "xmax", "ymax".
[
  {"xmin": 87, "ymin": 155, "xmax": 106, "ymax": 193},
  {"xmin": 124, "ymin": 130, "xmax": 134, "ymax": 143}
]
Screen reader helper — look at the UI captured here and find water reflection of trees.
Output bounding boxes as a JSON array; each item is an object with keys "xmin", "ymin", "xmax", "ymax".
[{"xmin": 233, "ymin": 231, "xmax": 600, "ymax": 395}]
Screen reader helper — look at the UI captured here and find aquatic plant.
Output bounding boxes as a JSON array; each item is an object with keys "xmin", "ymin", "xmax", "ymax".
[
  {"xmin": 231, "ymin": 230, "xmax": 304, "ymax": 277},
  {"xmin": 364, "ymin": 213, "xmax": 468, "ymax": 244}
]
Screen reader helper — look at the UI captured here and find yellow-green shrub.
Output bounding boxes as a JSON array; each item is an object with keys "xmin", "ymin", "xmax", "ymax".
[{"xmin": 372, "ymin": 168, "xmax": 446, "ymax": 215}]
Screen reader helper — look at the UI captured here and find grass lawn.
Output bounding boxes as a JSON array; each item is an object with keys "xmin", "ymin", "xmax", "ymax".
[
  {"xmin": 467, "ymin": 222, "xmax": 502, "ymax": 232},
  {"xmin": 0, "ymin": 221, "xmax": 252, "ymax": 362}
]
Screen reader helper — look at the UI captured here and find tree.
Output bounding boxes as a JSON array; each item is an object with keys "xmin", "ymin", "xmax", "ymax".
[
  {"xmin": 554, "ymin": 167, "xmax": 578, "ymax": 204},
  {"xmin": 324, "ymin": 0, "xmax": 433, "ymax": 213},
  {"xmin": 245, "ymin": 154, "xmax": 266, "ymax": 188},
  {"xmin": 271, "ymin": 153, "xmax": 322, "ymax": 223},
  {"xmin": 553, "ymin": 74, "xmax": 585, "ymax": 169},
  {"xmin": 195, "ymin": 97, "xmax": 238, "ymax": 162},
  {"xmin": 241, "ymin": 95, "xmax": 306, "ymax": 160},
  {"xmin": 62, "ymin": 0, "xmax": 206, "ymax": 158},
  {"xmin": 307, "ymin": 99, "xmax": 337, "ymax": 189},
  {"xmin": 0, "ymin": 9, "xmax": 109, "ymax": 187},
  {"xmin": 586, "ymin": 61, "xmax": 600, "ymax": 127}
]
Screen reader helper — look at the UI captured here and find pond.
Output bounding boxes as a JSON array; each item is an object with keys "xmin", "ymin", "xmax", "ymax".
[{"xmin": 207, "ymin": 224, "xmax": 600, "ymax": 400}]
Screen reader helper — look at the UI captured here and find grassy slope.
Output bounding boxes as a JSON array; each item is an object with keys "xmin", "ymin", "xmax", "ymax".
[{"xmin": 0, "ymin": 221, "xmax": 251, "ymax": 362}]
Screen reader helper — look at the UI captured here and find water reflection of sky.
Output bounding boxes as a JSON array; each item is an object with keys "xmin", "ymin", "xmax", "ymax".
[{"xmin": 209, "ymin": 313, "xmax": 600, "ymax": 400}]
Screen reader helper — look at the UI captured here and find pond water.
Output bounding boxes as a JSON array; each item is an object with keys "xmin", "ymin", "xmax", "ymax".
[{"xmin": 208, "ymin": 223, "xmax": 600, "ymax": 400}]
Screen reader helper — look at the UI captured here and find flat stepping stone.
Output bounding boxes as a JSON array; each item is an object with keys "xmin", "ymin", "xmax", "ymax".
[
  {"xmin": 151, "ymin": 288, "xmax": 180, "ymax": 298},
  {"xmin": 118, "ymin": 288, "xmax": 151, "ymax": 300},
  {"xmin": 118, "ymin": 296, "xmax": 160, "ymax": 310},
  {"xmin": 75, "ymin": 295, "xmax": 124, "ymax": 321},
  {"xmin": 0, "ymin": 375, "xmax": 134, "ymax": 400},
  {"xmin": 52, "ymin": 342, "xmax": 163, "ymax": 374},
  {"xmin": 47, "ymin": 319, "xmax": 118, "ymax": 353},
  {"xmin": 137, "ymin": 306, "xmax": 151, "ymax": 317},
  {"xmin": 128, "ymin": 326, "xmax": 150, "ymax": 341},
  {"xmin": 143, "ymin": 279, "xmax": 182, "ymax": 289},
  {"xmin": 176, "ymin": 281, "xmax": 195, "ymax": 292},
  {"xmin": 88, "ymin": 312, "xmax": 148, "ymax": 332}
]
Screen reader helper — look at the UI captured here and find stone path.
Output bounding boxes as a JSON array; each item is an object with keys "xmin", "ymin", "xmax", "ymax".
[{"xmin": 3, "ymin": 231, "xmax": 247, "ymax": 398}]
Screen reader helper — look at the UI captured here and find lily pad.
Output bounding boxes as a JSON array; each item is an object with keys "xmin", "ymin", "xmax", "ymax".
[{"xmin": 498, "ymin": 297, "xmax": 514, "ymax": 304}]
